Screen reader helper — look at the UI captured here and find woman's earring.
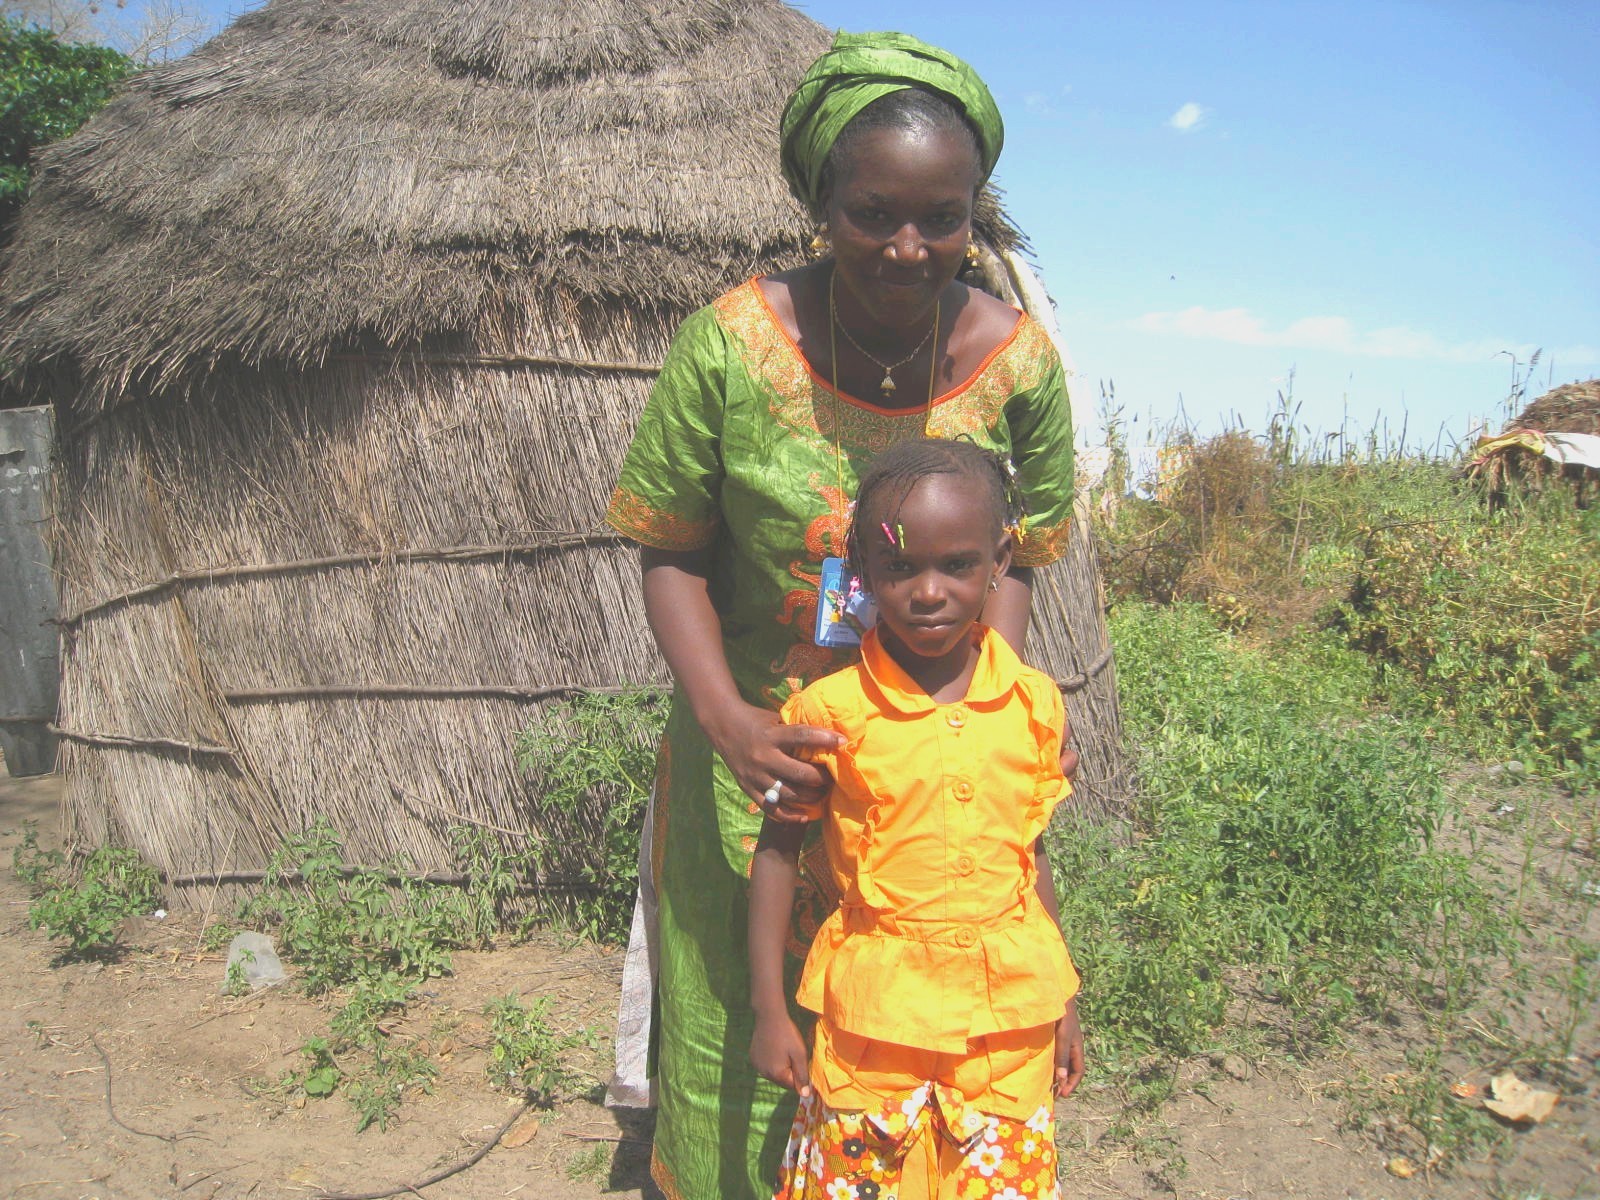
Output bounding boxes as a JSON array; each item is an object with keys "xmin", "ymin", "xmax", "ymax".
[
  {"xmin": 966, "ymin": 238, "xmax": 982, "ymax": 267},
  {"xmin": 988, "ymin": 576, "xmax": 1000, "ymax": 593},
  {"xmin": 809, "ymin": 227, "xmax": 830, "ymax": 258}
]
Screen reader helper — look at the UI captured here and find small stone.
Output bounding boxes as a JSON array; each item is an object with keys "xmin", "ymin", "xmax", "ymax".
[{"xmin": 1505, "ymin": 760, "xmax": 1527, "ymax": 779}]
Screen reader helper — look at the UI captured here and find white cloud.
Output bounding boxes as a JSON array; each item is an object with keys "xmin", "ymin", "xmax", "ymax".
[
  {"xmin": 1024, "ymin": 87, "xmax": 1072, "ymax": 118},
  {"xmin": 1131, "ymin": 305, "xmax": 1559, "ymax": 365},
  {"xmin": 1167, "ymin": 102, "xmax": 1206, "ymax": 133}
]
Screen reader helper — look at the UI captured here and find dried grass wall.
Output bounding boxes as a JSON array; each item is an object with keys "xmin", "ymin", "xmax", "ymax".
[{"xmin": 54, "ymin": 294, "xmax": 678, "ymax": 893}]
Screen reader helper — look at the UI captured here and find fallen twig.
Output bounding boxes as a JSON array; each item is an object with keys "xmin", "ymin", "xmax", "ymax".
[
  {"xmin": 181, "ymin": 1162, "xmax": 253, "ymax": 1192},
  {"xmin": 313, "ymin": 1098, "xmax": 536, "ymax": 1200},
  {"xmin": 91, "ymin": 1035, "xmax": 203, "ymax": 1144}
]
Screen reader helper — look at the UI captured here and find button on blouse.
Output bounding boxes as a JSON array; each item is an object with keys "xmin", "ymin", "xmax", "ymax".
[{"xmin": 780, "ymin": 626, "xmax": 1080, "ymax": 1056}]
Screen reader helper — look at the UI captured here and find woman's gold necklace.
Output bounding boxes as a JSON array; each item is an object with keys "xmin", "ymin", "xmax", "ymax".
[
  {"xmin": 829, "ymin": 271, "xmax": 940, "ymax": 399},
  {"xmin": 826, "ymin": 267, "xmax": 941, "ymax": 537}
]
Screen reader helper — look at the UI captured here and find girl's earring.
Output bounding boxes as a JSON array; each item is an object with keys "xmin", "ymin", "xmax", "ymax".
[
  {"xmin": 809, "ymin": 227, "xmax": 831, "ymax": 258},
  {"xmin": 988, "ymin": 576, "xmax": 1000, "ymax": 593},
  {"xmin": 965, "ymin": 238, "xmax": 982, "ymax": 267}
]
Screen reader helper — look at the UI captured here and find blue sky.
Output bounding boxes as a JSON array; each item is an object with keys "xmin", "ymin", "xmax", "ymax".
[{"xmin": 187, "ymin": 0, "xmax": 1598, "ymax": 449}]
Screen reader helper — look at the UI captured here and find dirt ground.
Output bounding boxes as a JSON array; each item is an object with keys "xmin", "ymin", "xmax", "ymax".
[{"xmin": 1, "ymin": 767, "xmax": 1595, "ymax": 1200}]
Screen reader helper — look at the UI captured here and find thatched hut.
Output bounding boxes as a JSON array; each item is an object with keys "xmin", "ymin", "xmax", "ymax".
[
  {"xmin": 0, "ymin": 0, "xmax": 1126, "ymax": 897},
  {"xmin": 1467, "ymin": 379, "xmax": 1600, "ymax": 502}
]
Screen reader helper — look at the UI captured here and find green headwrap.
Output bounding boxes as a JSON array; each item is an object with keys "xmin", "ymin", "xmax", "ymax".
[{"xmin": 780, "ymin": 30, "xmax": 1005, "ymax": 216}]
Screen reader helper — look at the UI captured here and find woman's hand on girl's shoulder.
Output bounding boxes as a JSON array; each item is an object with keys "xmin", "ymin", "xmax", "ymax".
[
  {"xmin": 705, "ymin": 699, "xmax": 841, "ymax": 822},
  {"xmin": 750, "ymin": 1010, "xmax": 813, "ymax": 1098}
]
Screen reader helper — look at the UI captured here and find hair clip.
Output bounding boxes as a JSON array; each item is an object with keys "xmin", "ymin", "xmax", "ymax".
[
  {"xmin": 880, "ymin": 521, "xmax": 897, "ymax": 547},
  {"xmin": 895, "ymin": 523, "xmax": 905, "ymax": 546}
]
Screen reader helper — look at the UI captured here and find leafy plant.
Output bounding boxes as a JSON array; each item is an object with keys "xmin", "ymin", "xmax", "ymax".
[
  {"xmin": 239, "ymin": 818, "xmax": 461, "ymax": 995},
  {"xmin": 234, "ymin": 818, "xmax": 506, "ymax": 1129},
  {"xmin": 1051, "ymin": 604, "xmax": 1512, "ymax": 1063},
  {"xmin": 344, "ymin": 1042, "xmax": 437, "ymax": 1132},
  {"xmin": 26, "ymin": 843, "xmax": 161, "ymax": 956},
  {"xmin": 0, "ymin": 19, "xmax": 133, "ymax": 232},
  {"xmin": 484, "ymin": 991, "xmax": 588, "ymax": 1105},
  {"xmin": 224, "ymin": 949, "xmax": 253, "ymax": 998},
  {"xmin": 295, "ymin": 1036, "xmax": 342, "ymax": 1099},
  {"xmin": 11, "ymin": 822, "xmax": 64, "ymax": 891},
  {"xmin": 515, "ymin": 689, "xmax": 666, "ymax": 944},
  {"xmin": 1341, "ymin": 487, "xmax": 1600, "ymax": 787}
]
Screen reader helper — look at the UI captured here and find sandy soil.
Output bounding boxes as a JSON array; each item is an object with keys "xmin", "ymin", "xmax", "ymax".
[{"xmin": 1, "ymin": 767, "xmax": 1594, "ymax": 1200}]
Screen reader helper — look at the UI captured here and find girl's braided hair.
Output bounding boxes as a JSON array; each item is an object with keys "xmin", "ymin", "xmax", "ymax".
[{"xmin": 845, "ymin": 437, "xmax": 1026, "ymax": 576}]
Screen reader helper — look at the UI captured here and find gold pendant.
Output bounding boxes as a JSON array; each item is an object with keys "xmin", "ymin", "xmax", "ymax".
[{"xmin": 880, "ymin": 371, "xmax": 896, "ymax": 395}]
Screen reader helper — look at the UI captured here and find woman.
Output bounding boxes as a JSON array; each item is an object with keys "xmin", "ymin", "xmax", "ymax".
[{"xmin": 604, "ymin": 31, "xmax": 1077, "ymax": 1200}]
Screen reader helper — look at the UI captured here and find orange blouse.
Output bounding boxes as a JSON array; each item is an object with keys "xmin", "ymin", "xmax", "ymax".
[{"xmin": 779, "ymin": 626, "xmax": 1080, "ymax": 1060}]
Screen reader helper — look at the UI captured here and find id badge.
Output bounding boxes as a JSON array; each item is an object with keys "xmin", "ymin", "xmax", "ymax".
[{"xmin": 813, "ymin": 556, "xmax": 877, "ymax": 647}]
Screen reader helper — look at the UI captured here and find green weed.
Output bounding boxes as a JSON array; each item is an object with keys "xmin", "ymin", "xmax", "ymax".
[
  {"xmin": 233, "ymin": 818, "xmax": 516, "ymax": 1129},
  {"xmin": 1053, "ymin": 604, "xmax": 1512, "ymax": 1062},
  {"xmin": 515, "ymin": 689, "xmax": 666, "ymax": 944},
  {"xmin": 294, "ymin": 1035, "xmax": 342, "ymax": 1099},
  {"xmin": 1342, "ymin": 488, "xmax": 1600, "ymax": 788},
  {"xmin": 1340, "ymin": 1044, "xmax": 1509, "ymax": 1168},
  {"xmin": 11, "ymin": 823, "xmax": 64, "ymax": 891},
  {"xmin": 238, "ymin": 818, "xmax": 462, "ymax": 995},
  {"xmin": 25, "ymin": 842, "xmax": 162, "ymax": 957},
  {"xmin": 484, "ymin": 991, "xmax": 589, "ymax": 1105},
  {"xmin": 565, "ymin": 1142, "xmax": 612, "ymax": 1184}
]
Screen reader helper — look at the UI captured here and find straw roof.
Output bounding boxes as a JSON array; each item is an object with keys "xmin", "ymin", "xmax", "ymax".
[
  {"xmin": 1508, "ymin": 379, "xmax": 1600, "ymax": 437},
  {"xmin": 0, "ymin": 0, "xmax": 1016, "ymax": 405}
]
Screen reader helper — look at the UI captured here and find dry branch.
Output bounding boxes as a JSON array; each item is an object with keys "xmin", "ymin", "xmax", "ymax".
[
  {"xmin": 312, "ymin": 1098, "xmax": 536, "ymax": 1200},
  {"xmin": 50, "ymin": 725, "xmax": 235, "ymax": 757},
  {"xmin": 334, "ymin": 350, "xmax": 663, "ymax": 375},
  {"xmin": 59, "ymin": 534, "xmax": 627, "ymax": 627},
  {"xmin": 222, "ymin": 684, "xmax": 640, "ymax": 705}
]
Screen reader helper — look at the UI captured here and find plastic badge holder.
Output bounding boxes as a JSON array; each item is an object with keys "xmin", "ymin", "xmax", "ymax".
[{"xmin": 814, "ymin": 556, "xmax": 877, "ymax": 647}]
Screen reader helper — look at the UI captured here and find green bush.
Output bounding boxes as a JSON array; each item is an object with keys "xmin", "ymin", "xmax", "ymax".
[
  {"xmin": 237, "ymin": 819, "xmax": 502, "ymax": 1130},
  {"xmin": 515, "ymin": 689, "xmax": 665, "ymax": 944},
  {"xmin": 1341, "ymin": 488, "xmax": 1600, "ymax": 786},
  {"xmin": 1050, "ymin": 603, "xmax": 1510, "ymax": 1060},
  {"xmin": 240, "ymin": 818, "xmax": 463, "ymax": 994},
  {"xmin": 24, "ymin": 841, "xmax": 161, "ymax": 956},
  {"xmin": 0, "ymin": 19, "xmax": 133, "ymax": 230}
]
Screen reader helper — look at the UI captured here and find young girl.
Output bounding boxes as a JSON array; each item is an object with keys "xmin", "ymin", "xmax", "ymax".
[{"xmin": 748, "ymin": 438, "xmax": 1084, "ymax": 1200}]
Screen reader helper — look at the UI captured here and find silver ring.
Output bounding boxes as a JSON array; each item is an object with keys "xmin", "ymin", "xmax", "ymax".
[{"xmin": 762, "ymin": 782, "xmax": 783, "ymax": 807}]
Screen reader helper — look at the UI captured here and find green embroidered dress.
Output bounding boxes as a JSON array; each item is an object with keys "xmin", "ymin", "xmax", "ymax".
[{"xmin": 605, "ymin": 279, "xmax": 1075, "ymax": 1200}]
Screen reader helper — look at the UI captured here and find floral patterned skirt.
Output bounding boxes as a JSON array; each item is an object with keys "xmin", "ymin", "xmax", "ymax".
[{"xmin": 773, "ymin": 1082, "xmax": 1060, "ymax": 1200}]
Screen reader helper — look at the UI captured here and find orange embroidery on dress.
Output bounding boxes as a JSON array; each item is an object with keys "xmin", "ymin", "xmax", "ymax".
[
  {"xmin": 765, "ymin": 474, "xmax": 853, "ymax": 703},
  {"xmin": 650, "ymin": 1147, "xmax": 687, "ymax": 1200},
  {"xmin": 1013, "ymin": 517, "xmax": 1072, "ymax": 568},
  {"xmin": 605, "ymin": 486, "xmax": 717, "ymax": 551},
  {"xmin": 717, "ymin": 280, "xmax": 1058, "ymax": 457},
  {"xmin": 788, "ymin": 838, "xmax": 843, "ymax": 960}
]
